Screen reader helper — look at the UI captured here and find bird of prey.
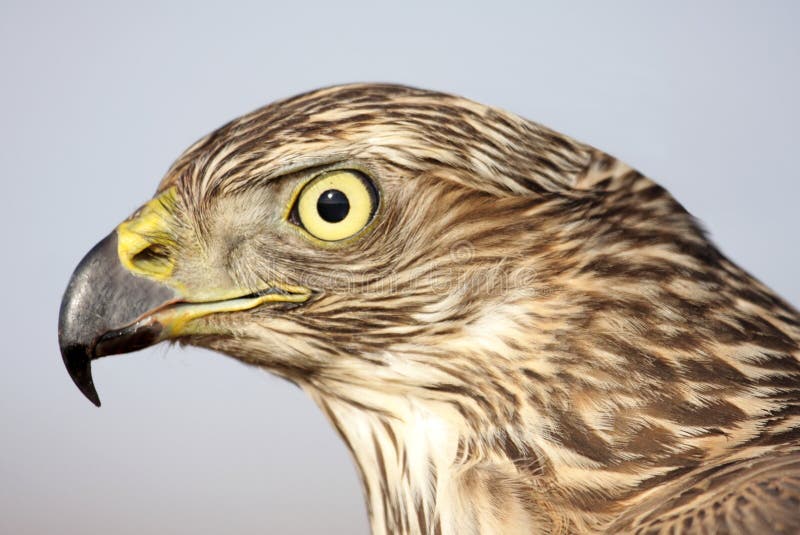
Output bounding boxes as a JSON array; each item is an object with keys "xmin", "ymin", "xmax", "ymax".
[{"xmin": 59, "ymin": 84, "xmax": 800, "ymax": 534}]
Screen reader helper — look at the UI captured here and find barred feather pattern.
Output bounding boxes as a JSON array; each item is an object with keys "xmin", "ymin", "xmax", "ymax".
[{"xmin": 151, "ymin": 84, "xmax": 800, "ymax": 534}]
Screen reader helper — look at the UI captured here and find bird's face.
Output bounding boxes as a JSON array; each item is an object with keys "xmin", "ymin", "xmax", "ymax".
[
  {"xmin": 123, "ymin": 163, "xmax": 467, "ymax": 378},
  {"xmin": 60, "ymin": 84, "xmax": 591, "ymax": 405}
]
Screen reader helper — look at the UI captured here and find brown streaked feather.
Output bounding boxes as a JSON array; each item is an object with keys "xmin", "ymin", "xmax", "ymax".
[
  {"xmin": 608, "ymin": 450, "xmax": 800, "ymax": 534},
  {"xmin": 147, "ymin": 83, "xmax": 800, "ymax": 534}
]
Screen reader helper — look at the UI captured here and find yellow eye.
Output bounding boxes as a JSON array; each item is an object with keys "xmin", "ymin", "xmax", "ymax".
[{"xmin": 292, "ymin": 170, "xmax": 378, "ymax": 242}]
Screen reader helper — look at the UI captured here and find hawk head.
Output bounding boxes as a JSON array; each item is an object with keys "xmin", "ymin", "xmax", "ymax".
[{"xmin": 59, "ymin": 84, "xmax": 800, "ymax": 533}]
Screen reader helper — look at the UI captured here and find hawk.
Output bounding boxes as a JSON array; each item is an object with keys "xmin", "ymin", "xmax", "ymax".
[{"xmin": 59, "ymin": 84, "xmax": 800, "ymax": 534}]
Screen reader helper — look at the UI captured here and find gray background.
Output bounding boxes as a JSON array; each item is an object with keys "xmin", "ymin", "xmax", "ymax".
[{"xmin": 1, "ymin": 2, "xmax": 798, "ymax": 534}]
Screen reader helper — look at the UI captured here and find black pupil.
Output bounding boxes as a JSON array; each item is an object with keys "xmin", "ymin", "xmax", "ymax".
[{"xmin": 317, "ymin": 189, "xmax": 350, "ymax": 223}]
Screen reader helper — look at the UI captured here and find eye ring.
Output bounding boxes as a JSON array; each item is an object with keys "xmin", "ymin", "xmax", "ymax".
[{"xmin": 290, "ymin": 170, "xmax": 378, "ymax": 242}]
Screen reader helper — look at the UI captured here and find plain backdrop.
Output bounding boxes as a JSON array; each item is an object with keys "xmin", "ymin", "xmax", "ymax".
[{"xmin": 1, "ymin": 2, "xmax": 798, "ymax": 534}]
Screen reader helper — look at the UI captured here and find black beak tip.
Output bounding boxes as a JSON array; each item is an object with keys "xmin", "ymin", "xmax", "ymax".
[
  {"xmin": 61, "ymin": 343, "xmax": 102, "ymax": 407},
  {"xmin": 59, "ymin": 231, "xmax": 176, "ymax": 406}
]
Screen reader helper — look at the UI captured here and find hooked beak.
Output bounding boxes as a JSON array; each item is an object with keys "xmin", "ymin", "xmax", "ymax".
[
  {"xmin": 58, "ymin": 232, "xmax": 177, "ymax": 406},
  {"xmin": 58, "ymin": 232, "xmax": 311, "ymax": 407},
  {"xmin": 59, "ymin": 188, "xmax": 312, "ymax": 407}
]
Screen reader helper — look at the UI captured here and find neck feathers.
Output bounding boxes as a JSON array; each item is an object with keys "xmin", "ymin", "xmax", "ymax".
[
  {"xmin": 307, "ymin": 389, "xmax": 542, "ymax": 534},
  {"xmin": 311, "ymin": 392, "xmax": 448, "ymax": 535},
  {"xmin": 307, "ymin": 386, "xmax": 574, "ymax": 535}
]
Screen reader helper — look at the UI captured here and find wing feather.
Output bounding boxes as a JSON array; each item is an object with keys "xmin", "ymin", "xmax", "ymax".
[{"xmin": 608, "ymin": 452, "xmax": 800, "ymax": 534}]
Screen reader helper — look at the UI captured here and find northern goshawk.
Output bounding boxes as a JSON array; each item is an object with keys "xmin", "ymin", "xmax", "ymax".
[{"xmin": 59, "ymin": 84, "xmax": 800, "ymax": 534}]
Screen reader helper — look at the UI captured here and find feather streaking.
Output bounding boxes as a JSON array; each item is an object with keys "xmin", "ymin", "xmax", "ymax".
[{"xmin": 74, "ymin": 84, "xmax": 800, "ymax": 534}]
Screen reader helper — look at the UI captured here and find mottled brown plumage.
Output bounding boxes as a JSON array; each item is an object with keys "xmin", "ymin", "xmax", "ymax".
[{"xmin": 60, "ymin": 84, "xmax": 800, "ymax": 534}]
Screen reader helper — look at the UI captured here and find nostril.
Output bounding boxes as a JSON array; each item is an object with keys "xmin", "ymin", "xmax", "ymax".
[
  {"xmin": 116, "ymin": 187, "xmax": 181, "ymax": 279},
  {"xmin": 131, "ymin": 244, "xmax": 171, "ymax": 272}
]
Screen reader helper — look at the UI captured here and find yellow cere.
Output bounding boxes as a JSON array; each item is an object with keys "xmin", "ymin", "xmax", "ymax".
[
  {"xmin": 296, "ymin": 171, "xmax": 374, "ymax": 241},
  {"xmin": 117, "ymin": 187, "xmax": 180, "ymax": 283}
]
